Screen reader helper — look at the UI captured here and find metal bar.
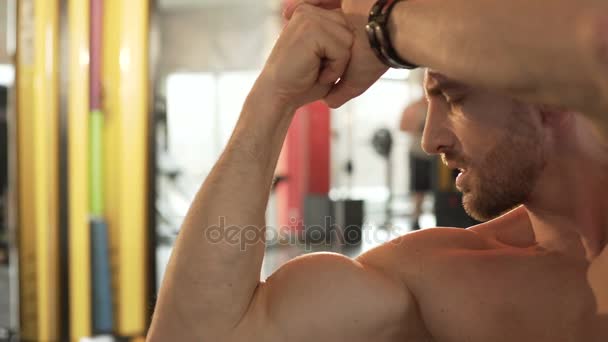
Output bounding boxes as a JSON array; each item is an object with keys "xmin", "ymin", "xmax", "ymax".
[
  {"xmin": 89, "ymin": 0, "xmax": 102, "ymax": 111},
  {"xmin": 67, "ymin": 0, "xmax": 92, "ymax": 338},
  {"xmin": 34, "ymin": 0, "xmax": 60, "ymax": 338},
  {"xmin": 7, "ymin": 74, "xmax": 20, "ymax": 340},
  {"xmin": 103, "ymin": 0, "xmax": 149, "ymax": 336},
  {"xmin": 16, "ymin": 0, "xmax": 61, "ymax": 339},
  {"xmin": 58, "ymin": 1, "xmax": 72, "ymax": 339}
]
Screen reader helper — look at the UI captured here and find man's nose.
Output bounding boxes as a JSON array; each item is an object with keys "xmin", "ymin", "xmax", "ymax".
[{"xmin": 422, "ymin": 99, "xmax": 455, "ymax": 155}]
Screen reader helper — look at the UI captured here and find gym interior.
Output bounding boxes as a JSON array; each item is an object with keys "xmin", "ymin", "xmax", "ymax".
[{"xmin": 0, "ymin": 0, "xmax": 478, "ymax": 340}]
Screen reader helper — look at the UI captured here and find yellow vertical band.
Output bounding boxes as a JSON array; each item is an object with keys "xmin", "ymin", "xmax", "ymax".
[
  {"xmin": 16, "ymin": 0, "xmax": 39, "ymax": 332},
  {"xmin": 17, "ymin": 0, "xmax": 60, "ymax": 340},
  {"xmin": 68, "ymin": 0, "xmax": 92, "ymax": 339},
  {"xmin": 103, "ymin": 0, "xmax": 149, "ymax": 336},
  {"xmin": 33, "ymin": 0, "xmax": 60, "ymax": 338}
]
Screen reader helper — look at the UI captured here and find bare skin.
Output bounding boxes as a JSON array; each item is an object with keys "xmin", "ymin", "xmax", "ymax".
[
  {"xmin": 148, "ymin": 5, "xmax": 608, "ymax": 342},
  {"xmin": 284, "ymin": 0, "xmax": 608, "ymax": 136},
  {"xmin": 400, "ymin": 98, "xmax": 426, "ymax": 135}
]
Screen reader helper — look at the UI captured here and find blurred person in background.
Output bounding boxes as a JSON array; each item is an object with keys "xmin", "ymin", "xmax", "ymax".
[{"xmin": 400, "ymin": 96, "xmax": 432, "ymax": 230}]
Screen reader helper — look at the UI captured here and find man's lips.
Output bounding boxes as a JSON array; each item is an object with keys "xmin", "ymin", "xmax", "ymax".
[
  {"xmin": 455, "ymin": 169, "xmax": 468, "ymax": 190},
  {"xmin": 444, "ymin": 161, "xmax": 467, "ymax": 172},
  {"xmin": 444, "ymin": 160, "xmax": 469, "ymax": 190}
]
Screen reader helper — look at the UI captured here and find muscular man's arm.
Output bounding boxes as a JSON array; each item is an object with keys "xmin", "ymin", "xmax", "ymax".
[
  {"xmin": 147, "ymin": 6, "xmax": 421, "ymax": 341},
  {"xmin": 148, "ymin": 84, "xmax": 418, "ymax": 341},
  {"xmin": 147, "ymin": 82, "xmax": 292, "ymax": 340}
]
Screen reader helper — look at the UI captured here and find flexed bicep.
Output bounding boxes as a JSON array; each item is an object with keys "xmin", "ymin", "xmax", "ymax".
[{"xmin": 234, "ymin": 252, "xmax": 423, "ymax": 342}]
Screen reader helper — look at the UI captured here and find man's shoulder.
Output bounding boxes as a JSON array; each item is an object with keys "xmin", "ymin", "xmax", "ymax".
[
  {"xmin": 467, "ymin": 206, "xmax": 535, "ymax": 247},
  {"xmin": 356, "ymin": 226, "xmax": 493, "ymax": 278},
  {"xmin": 357, "ymin": 207, "xmax": 534, "ymax": 277}
]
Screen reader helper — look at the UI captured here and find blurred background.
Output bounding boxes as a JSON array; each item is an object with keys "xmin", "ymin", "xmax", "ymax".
[{"xmin": 0, "ymin": 0, "xmax": 477, "ymax": 340}]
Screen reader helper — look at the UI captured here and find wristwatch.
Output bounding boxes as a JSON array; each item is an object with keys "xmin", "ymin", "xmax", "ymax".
[{"xmin": 366, "ymin": 0, "xmax": 418, "ymax": 69}]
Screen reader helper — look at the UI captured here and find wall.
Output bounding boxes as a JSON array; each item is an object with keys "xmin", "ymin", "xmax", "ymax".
[
  {"xmin": 156, "ymin": 6, "xmax": 280, "ymax": 79},
  {"xmin": 0, "ymin": 0, "xmax": 14, "ymax": 64}
]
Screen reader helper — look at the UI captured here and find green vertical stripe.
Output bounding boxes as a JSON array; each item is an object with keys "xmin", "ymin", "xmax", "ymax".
[{"xmin": 89, "ymin": 110, "xmax": 104, "ymax": 215}]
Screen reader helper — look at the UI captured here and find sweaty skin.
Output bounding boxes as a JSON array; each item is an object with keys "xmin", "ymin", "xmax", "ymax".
[
  {"xmin": 284, "ymin": 0, "xmax": 608, "ymax": 136},
  {"xmin": 148, "ymin": 5, "xmax": 608, "ymax": 342}
]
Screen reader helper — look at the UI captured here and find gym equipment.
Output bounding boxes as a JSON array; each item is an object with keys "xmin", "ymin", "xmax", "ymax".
[
  {"xmin": 304, "ymin": 195, "xmax": 333, "ymax": 243},
  {"xmin": 16, "ymin": 0, "xmax": 61, "ymax": 339},
  {"xmin": 333, "ymin": 199, "xmax": 364, "ymax": 245},
  {"xmin": 90, "ymin": 218, "xmax": 114, "ymax": 333},
  {"xmin": 372, "ymin": 128, "xmax": 394, "ymax": 227},
  {"xmin": 304, "ymin": 198, "xmax": 365, "ymax": 246},
  {"xmin": 68, "ymin": 0, "xmax": 93, "ymax": 338},
  {"xmin": 372, "ymin": 128, "xmax": 393, "ymax": 157},
  {"xmin": 102, "ymin": 0, "xmax": 150, "ymax": 336},
  {"xmin": 89, "ymin": 0, "xmax": 114, "ymax": 331},
  {"xmin": 14, "ymin": 0, "xmax": 150, "ymax": 339}
]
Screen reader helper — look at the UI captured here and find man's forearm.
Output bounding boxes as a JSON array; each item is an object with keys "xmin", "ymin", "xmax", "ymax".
[
  {"xmin": 389, "ymin": 0, "xmax": 608, "ymax": 129},
  {"xmin": 149, "ymin": 83, "xmax": 295, "ymax": 340}
]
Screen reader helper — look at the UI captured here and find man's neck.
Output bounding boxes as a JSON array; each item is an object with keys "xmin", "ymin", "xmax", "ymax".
[{"xmin": 524, "ymin": 156, "xmax": 608, "ymax": 260}]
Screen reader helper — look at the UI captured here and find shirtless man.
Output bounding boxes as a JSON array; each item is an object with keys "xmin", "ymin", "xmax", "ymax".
[{"xmin": 148, "ymin": 5, "xmax": 608, "ymax": 342}]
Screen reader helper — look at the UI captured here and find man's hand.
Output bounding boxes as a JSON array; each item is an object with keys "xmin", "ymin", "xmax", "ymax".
[
  {"xmin": 259, "ymin": 4, "xmax": 354, "ymax": 111},
  {"xmin": 284, "ymin": 0, "xmax": 388, "ymax": 108}
]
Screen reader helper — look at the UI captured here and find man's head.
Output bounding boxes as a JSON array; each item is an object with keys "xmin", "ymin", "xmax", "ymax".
[{"xmin": 422, "ymin": 70, "xmax": 549, "ymax": 221}]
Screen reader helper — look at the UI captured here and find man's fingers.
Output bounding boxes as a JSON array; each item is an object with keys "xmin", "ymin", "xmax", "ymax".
[
  {"xmin": 284, "ymin": 0, "xmax": 342, "ymax": 20},
  {"xmin": 290, "ymin": 3, "xmax": 347, "ymax": 26},
  {"xmin": 316, "ymin": 26, "xmax": 353, "ymax": 84},
  {"xmin": 265, "ymin": 3, "xmax": 356, "ymax": 107},
  {"xmin": 288, "ymin": 4, "xmax": 353, "ymax": 85},
  {"xmin": 318, "ymin": 57, "xmax": 348, "ymax": 85},
  {"xmin": 324, "ymin": 81, "xmax": 362, "ymax": 108}
]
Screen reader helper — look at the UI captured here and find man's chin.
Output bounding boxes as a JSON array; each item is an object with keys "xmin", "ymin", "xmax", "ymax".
[
  {"xmin": 462, "ymin": 193, "xmax": 517, "ymax": 222},
  {"xmin": 462, "ymin": 204, "xmax": 490, "ymax": 222},
  {"xmin": 461, "ymin": 193, "xmax": 477, "ymax": 217},
  {"xmin": 462, "ymin": 192, "xmax": 498, "ymax": 222}
]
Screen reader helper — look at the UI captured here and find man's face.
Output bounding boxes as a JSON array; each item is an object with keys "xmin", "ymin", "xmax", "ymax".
[{"xmin": 422, "ymin": 71, "xmax": 546, "ymax": 221}]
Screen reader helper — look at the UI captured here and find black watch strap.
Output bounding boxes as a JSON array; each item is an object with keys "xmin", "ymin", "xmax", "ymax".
[{"xmin": 366, "ymin": 0, "xmax": 418, "ymax": 69}]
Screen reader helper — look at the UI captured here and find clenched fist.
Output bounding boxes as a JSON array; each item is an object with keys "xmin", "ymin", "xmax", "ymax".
[
  {"xmin": 284, "ymin": 0, "xmax": 389, "ymax": 108},
  {"xmin": 257, "ymin": 4, "xmax": 354, "ymax": 111}
]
